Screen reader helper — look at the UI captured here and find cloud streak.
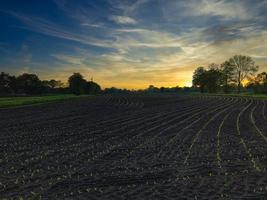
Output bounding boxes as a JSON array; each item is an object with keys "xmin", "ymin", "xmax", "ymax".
[
  {"xmin": 8, "ymin": 11, "xmax": 112, "ymax": 48},
  {"xmin": 110, "ymin": 15, "xmax": 137, "ymax": 24},
  {"xmin": 187, "ymin": 0, "xmax": 252, "ymax": 20}
]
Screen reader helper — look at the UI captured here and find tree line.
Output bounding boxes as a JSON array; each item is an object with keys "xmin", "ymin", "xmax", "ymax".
[
  {"xmin": 1, "ymin": 55, "xmax": 266, "ymax": 96},
  {"xmin": 192, "ymin": 55, "xmax": 266, "ymax": 94},
  {"xmin": 0, "ymin": 72, "xmax": 101, "ymax": 96}
]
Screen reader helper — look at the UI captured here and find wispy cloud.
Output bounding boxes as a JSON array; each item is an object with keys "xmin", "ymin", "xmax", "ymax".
[
  {"xmin": 110, "ymin": 15, "xmax": 137, "ymax": 24},
  {"xmin": 52, "ymin": 54, "xmax": 85, "ymax": 65},
  {"xmin": 109, "ymin": 0, "xmax": 149, "ymax": 15},
  {"xmin": 8, "ymin": 11, "xmax": 112, "ymax": 48},
  {"xmin": 186, "ymin": 0, "xmax": 252, "ymax": 21},
  {"xmin": 80, "ymin": 23, "xmax": 104, "ymax": 28}
]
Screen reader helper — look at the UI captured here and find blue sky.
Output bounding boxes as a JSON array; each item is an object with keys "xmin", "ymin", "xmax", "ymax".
[{"xmin": 1, "ymin": 0, "xmax": 267, "ymax": 88}]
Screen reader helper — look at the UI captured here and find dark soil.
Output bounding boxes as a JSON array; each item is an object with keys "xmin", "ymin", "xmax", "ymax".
[{"xmin": 0, "ymin": 94, "xmax": 266, "ymax": 199}]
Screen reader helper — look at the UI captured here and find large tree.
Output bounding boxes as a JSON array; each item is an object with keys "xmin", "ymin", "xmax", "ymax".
[
  {"xmin": 192, "ymin": 67, "xmax": 206, "ymax": 93},
  {"xmin": 228, "ymin": 55, "xmax": 258, "ymax": 93},
  {"xmin": 84, "ymin": 81, "xmax": 101, "ymax": 94},
  {"xmin": 220, "ymin": 61, "xmax": 234, "ymax": 93},
  {"xmin": 16, "ymin": 73, "xmax": 44, "ymax": 94},
  {"xmin": 68, "ymin": 73, "xmax": 86, "ymax": 95},
  {"xmin": 205, "ymin": 66, "xmax": 223, "ymax": 93}
]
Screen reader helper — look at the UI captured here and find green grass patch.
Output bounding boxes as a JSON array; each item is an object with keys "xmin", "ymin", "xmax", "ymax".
[
  {"xmin": 0, "ymin": 94, "xmax": 92, "ymax": 108},
  {"xmin": 188, "ymin": 92, "xmax": 267, "ymax": 100}
]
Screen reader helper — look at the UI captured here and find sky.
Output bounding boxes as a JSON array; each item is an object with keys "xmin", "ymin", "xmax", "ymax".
[{"xmin": 0, "ymin": 0, "xmax": 267, "ymax": 89}]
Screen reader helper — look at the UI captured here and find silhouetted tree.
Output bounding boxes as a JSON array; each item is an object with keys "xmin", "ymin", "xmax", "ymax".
[
  {"xmin": 84, "ymin": 81, "xmax": 101, "ymax": 94},
  {"xmin": 204, "ymin": 66, "xmax": 223, "ymax": 93},
  {"xmin": 160, "ymin": 87, "xmax": 165, "ymax": 92},
  {"xmin": 48, "ymin": 80, "xmax": 63, "ymax": 89},
  {"xmin": 104, "ymin": 87, "xmax": 131, "ymax": 94},
  {"xmin": 68, "ymin": 73, "xmax": 86, "ymax": 95},
  {"xmin": 208, "ymin": 63, "xmax": 220, "ymax": 70},
  {"xmin": 228, "ymin": 55, "xmax": 258, "ymax": 93},
  {"xmin": 16, "ymin": 73, "xmax": 44, "ymax": 94},
  {"xmin": 220, "ymin": 61, "xmax": 234, "ymax": 93},
  {"xmin": 247, "ymin": 72, "xmax": 267, "ymax": 94},
  {"xmin": 192, "ymin": 67, "xmax": 206, "ymax": 93},
  {"xmin": 147, "ymin": 85, "xmax": 160, "ymax": 93},
  {"xmin": 0, "ymin": 72, "xmax": 16, "ymax": 94},
  {"xmin": 193, "ymin": 65, "xmax": 223, "ymax": 93},
  {"xmin": 42, "ymin": 79, "xmax": 63, "ymax": 93}
]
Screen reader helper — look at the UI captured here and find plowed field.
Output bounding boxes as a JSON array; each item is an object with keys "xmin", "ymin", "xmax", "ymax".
[{"xmin": 0, "ymin": 94, "xmax": 266, "ymax": 199}]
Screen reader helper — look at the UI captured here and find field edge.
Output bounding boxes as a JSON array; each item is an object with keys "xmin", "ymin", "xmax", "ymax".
[{"xmin": 0, "ymin": 94, "xmax": 94, "ymax": 109}]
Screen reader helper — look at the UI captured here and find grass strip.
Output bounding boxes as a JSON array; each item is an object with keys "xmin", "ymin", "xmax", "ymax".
[{"xmin": 0, "ymin": 94, "xmax": 92, "ymax": 108}]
